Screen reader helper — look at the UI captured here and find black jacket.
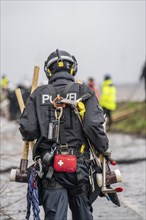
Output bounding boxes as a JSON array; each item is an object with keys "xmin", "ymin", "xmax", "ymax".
[{"xmin": 19, "ymin": 71, "xmax": 108, "ymax": 158}]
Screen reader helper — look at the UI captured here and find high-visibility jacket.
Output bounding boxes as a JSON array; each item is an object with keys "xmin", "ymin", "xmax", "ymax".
[
  {"xmin": 0, "ymin": 76, "xmax": 9, "ymax": 89},
  {"xmin": 99, "ymin": 79, "xmax": 116, "ymax": 111}
]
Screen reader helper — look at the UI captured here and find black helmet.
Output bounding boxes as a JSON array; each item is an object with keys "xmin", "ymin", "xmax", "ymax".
[
  {"xmin": 44, "ymin": 49, "xmax": 78, "ymax": 79},
  {"xmin": 104, "ymin": 74, "xmax": 111, "ymax": 80}
]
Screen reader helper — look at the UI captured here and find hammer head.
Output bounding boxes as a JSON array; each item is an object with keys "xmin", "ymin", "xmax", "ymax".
[
  {"xmin": 96, "ymin": 169, "xmax": 122, "ymax": 188},
  {"xmin": 10, "ymin": 168, "xmax": 28, "ymax": 183},
  {"xmin": 10, "ymin": 159, "xmax": 29, "ymax": 183}
]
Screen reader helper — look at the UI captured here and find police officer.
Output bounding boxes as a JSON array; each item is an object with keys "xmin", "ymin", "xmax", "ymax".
[
  {"xmin": 99, "ymin": 74, "xmax": 116, "ymax": 129},
  {"xmin": 19, "ymin": 50, "xmax": 109, "ymax": 220}
]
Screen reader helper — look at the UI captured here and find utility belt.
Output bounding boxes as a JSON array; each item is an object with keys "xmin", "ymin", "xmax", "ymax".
[
  {"xmin": 36, "ymin": 145, "xmax": 89, "ymax": 188},
  {"xmin": 64, "ymin": 146, "xmax": 90, "ymax": 159},
  {"xmin": 42, "ymin": 144, "xmax": 90, "ymax": 174}
]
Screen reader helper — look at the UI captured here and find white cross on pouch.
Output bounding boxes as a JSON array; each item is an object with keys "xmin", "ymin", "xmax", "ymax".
[{"xmin": 58, "ymin": 160, "xmax": 64, "ymax": 166}]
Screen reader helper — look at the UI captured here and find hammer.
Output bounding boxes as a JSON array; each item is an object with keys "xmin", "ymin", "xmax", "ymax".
[
  {"xmin": 100, "ymin": 155, "xmax": 122, "ymax": 194},
  {"xmin": 10, "ymin": 66, "xmax": 40, "ymax": 183}
]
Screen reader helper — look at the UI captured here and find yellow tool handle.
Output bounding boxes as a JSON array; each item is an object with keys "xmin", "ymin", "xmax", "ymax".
[
  {"xmin": 31, "ymin": 66, "xmax": 40, "ymax": 94},
  {"xmin": 15, "ymin": 88, "xmax": 25, "ymax": 113}
]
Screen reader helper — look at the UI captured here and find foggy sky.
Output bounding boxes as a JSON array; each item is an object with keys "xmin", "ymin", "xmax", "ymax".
[{"xmin": 1, "ymin": 1, "xmax": 145, "ymax": 87}]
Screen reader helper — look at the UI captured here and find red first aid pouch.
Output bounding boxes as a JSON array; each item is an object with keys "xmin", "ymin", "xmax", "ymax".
[{"xmin": 53, "ymin": 154, "xmax": 77, "ymax": 173}]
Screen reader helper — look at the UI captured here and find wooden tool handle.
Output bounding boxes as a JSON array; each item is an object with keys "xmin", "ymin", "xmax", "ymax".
[
  {"xmin": 21, "ymin": 141, "xmax": 30, "ymax": 160},
  {"xmin": 15, "ymin": 88, "xmax": 25, "ymax": 113},
  {"xmin": 31, "ymin": 66, "xmax": 40, "ymax": 94},
  {"xmin": 16, "ymin": 66, "xmax": 39, "ymax": 161}
]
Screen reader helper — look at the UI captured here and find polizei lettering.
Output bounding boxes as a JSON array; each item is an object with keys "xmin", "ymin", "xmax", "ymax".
[
  {"xmin": 42, "ymin": 94, "xmax": 53, "ymax": 104},
  {"xmin": 42, "ymin": 93, "xmax": 77, "ymax": 104},
  {"xmin": 66, "ymin": 93, "xmax": 77, "ymax": 101}
]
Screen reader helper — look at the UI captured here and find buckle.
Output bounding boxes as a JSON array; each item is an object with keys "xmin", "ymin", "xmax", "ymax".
[
  {"xmin": 60, "ymin": 144, "xmax": 68, "ymax": 151},
  {"xmin": 53, "ymin": 96, "xmax": 66, "ymax": 108}
]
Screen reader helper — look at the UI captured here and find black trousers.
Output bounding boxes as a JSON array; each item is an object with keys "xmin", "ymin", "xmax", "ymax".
[
  {"xmin": 42, "ymin": 188, "xmax": 68, "ymax": 220},
  {"xmin": 42, "ymin": 159, "xmax": 93, "ymax": 220},
  {"xmin": 42, "ymin": 187, "xmax": 93, "ymax": 220}
]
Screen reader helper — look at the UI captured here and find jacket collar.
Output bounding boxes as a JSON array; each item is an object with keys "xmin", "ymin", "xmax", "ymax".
[
  {"xmin": 103, "ymin": 79, "xmax": 113, "ymax": 86},
  {"xmin": 49, "ymin": 71, "xmax": 75, "ymax": 84}
]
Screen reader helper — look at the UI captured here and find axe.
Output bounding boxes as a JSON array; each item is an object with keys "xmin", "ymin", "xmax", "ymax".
[{"xmin": 10, "ymin": 66, "xmax": 40, "ymax": 183}]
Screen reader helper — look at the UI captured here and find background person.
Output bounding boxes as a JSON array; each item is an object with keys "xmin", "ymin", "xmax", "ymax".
[
  {"xmin": 87, "ymin": 77, "xmax": 100, "ymax": 100},
  {"xmin": 99, "ymin": 74, "xmax": 117, "ymax": 129}
]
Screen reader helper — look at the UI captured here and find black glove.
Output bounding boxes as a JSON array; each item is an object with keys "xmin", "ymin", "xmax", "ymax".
[{"xmin": 102, "ymin": 148, "xmax": 112, "ymax": 157}]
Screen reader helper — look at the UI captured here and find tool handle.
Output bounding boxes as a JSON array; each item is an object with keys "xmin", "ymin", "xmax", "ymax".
[
  {"xmin": 102, "ymin": 156, "xmax": 106, "ymax": 187},
  {"xmin": 15, "ymin": 88, "xmax": 25, "ymax": 113},
  {"xmin": 31, "ymin": 66, "xmax": 40, "ymax": 93},
  {"xmin": 106, "ymin": 156, "xmax": 117, "ymax": 165},
  {"xmin": 16, "ymin": 66, "xmax": 39, "ymax": 161},
  {"xmin": 21, "ymin": 141, "xmax": 29, "ymax": 160},
  {"xmin": 15, "ymin": 89, "xmax": 29, "ymax": 160}
]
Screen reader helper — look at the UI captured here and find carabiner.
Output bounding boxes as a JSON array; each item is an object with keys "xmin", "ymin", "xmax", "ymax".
[
  {"xmin": 36, "ymin": 158, "xmax": 44, "ymax": 178},
  {"xmin": 55, "ymin": 107, "xmax": 63, "ymax": 120}
]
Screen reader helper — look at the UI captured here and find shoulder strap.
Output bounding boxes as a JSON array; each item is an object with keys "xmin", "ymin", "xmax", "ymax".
[
  {"xmin": 48, "ymin": 84, "xmax": 57, "ymax": 100},
  {"xmin": 48, "ymin": 82, "xmax": 75, "ymax": 99},
  {"xmin": 60, "ymin": 82, "xmax": 75, "ymax": 145},
  {"xmin": 61, "ymin": 82, "xmax": 75, "ymax": 98},
  {"xmin": 48, "ymin": 82, "xmax": 75, "ymax": 146}
]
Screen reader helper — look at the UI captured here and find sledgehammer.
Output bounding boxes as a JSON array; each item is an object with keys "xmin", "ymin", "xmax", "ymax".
[{"xmin": 10, "ymin": 66, "xmax": 40, "ymax": 183}]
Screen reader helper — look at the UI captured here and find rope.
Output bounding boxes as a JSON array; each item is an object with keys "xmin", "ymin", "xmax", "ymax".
[{"xmin": 26, "ymin": 166, "xmax": 40, "ymax": 220}]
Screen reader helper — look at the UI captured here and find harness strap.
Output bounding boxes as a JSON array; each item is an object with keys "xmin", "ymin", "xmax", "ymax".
[
  {"xmin": 48, "ymin": 83, "xmax": 57, "ymax": 100},
  {"xmin": 48, "ymin": 81, "xmax": 75, "ymax": 99},
  {"xmin": 59, "ymin": 82, "xmax": 75, "ymax": 146},
  {"xmin": 59, "ymin": 119, "xmax": 67, "ymax": 145},
  {"xmin": 46, "ymin": 166, "xmax": 54, "ymax": 180},
  {"xmin": 48, "ymin": 82, "xmax": 75, "ymax": 146},
  {"xmin": 76, "ymin": 167, "xmax": 83, "ymax": 184},
  {"xmin": 61, "ymin": 81, "xmax": 75, "ymax": 98}
]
